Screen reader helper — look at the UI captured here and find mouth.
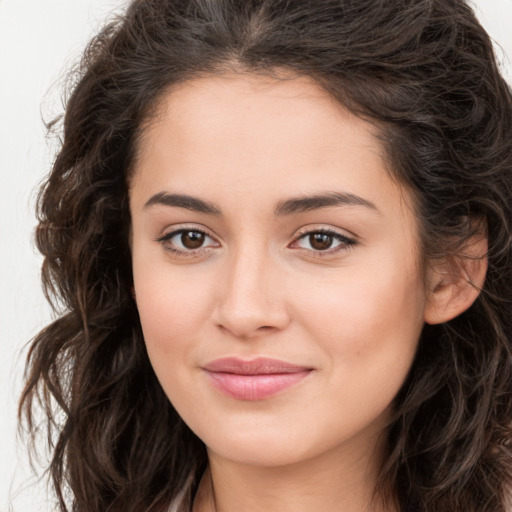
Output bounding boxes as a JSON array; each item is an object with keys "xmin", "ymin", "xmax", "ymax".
[{"xmin": 202, "ymin": 357, "xmax": 314, "ymax": 401}]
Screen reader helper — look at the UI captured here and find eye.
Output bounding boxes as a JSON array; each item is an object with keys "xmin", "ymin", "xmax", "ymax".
[
  {"xmin": 156, "ymin": 228, "xmax": 219, "ymax": 254},
  {"xmin": 291, "ymin": 229, "xmax": 356, "ymax": 254}
]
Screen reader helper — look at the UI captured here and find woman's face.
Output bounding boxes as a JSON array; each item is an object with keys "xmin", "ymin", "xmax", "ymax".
[{"xmin": 129, "ymin": 72, "xmax": 429, "ymax": 468}]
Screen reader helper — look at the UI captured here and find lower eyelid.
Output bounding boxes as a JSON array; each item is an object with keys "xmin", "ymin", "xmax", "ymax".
[
  {"xmin": 162, "ymin": 245, "xmax": 212, "ymax": 258},
  {"xmin": 159, "ymin": 239, "xmax": 216, "ymax": 259}
]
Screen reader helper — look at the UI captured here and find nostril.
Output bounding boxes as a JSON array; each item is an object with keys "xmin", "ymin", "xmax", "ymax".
[{"xmin": 216, "ymin": 322, "xmax": 277, "ymax": 339}]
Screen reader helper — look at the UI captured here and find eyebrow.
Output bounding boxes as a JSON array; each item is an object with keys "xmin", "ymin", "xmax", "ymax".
[
  {"xmin": 143, "ymin": 190, "xmax": 379, "ymax": 216},
  {"xmin": 144, "ymin": 192, "xmax": 222, "ymax": 215},
  {"xmin": 274, "ymin": 192, "xmax": 379, "ymax": 216}
]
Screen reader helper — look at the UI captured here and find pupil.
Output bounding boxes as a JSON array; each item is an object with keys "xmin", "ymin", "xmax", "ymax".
[
  {"xmin": 181, "ymin": 231, "xmax": 205, "ymax": 249},
  {"xmin": 310, "ymin": 233, "xmax": 333, "ymax": 250}
]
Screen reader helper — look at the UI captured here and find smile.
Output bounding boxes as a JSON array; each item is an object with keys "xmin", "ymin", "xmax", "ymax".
[{"xmin": 202, "ymin": 357, "xmax": 313, "ymax": 401}]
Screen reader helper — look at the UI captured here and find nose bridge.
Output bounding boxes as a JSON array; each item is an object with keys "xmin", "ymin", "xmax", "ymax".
[{"xmin": 215, "ymin": 241, "xmax": 288, "ymax": 337}]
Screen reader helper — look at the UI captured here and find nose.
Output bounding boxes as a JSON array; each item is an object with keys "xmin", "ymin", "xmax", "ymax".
[{"xmin": 214, "ymin": 247, "xmax": 291, "ymax": 339}]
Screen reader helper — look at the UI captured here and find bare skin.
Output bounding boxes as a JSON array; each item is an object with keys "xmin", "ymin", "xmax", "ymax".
[{"xmin": 129, "ymin": 71, "xmax": 485, "ymax": 512}]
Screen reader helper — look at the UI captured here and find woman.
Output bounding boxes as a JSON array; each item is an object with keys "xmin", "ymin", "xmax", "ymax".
[{"xmin": 19, "ymin": 0, "xmax": 512, "ymax": 511}]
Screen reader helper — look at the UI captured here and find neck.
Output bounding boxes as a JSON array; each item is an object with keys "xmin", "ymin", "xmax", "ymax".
[{"xmin": 193, "ymin": 436, "xmax": 397, "ymax": 512}]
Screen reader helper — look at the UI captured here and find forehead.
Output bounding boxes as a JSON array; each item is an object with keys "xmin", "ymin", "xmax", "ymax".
[
  {"xmin": 134, "ymin": 74, "xmax": 381, "ymax": 185},
  {"xmin": 130, "ymin": 72, "xmax": 416, "ymax": 233}
]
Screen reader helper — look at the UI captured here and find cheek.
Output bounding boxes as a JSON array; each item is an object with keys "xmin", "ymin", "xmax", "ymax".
[
  {"xmin": 285, "ymin": 259, "xmax": 425, "ymax": 447},
  {"xmin": 132, "ymin": 258, "xmax": 215, "ymax": 362},
  {"xmin": 132, "ymin": 260, "xmax": 222, "ymax": 418},
  {"xmin": 293, "ymin": 254, "xmax": 426, "ymax": 377}
]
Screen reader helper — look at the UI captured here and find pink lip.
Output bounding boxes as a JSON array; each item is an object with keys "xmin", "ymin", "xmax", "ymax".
[{"xmin": 202, "ymin": 357, "xmax": 313, "ymax": 401}]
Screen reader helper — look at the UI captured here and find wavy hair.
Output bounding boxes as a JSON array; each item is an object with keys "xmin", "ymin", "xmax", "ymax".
[{"xmin": 19, "ymin": 0, "xmax": 512, "ymax": 511}]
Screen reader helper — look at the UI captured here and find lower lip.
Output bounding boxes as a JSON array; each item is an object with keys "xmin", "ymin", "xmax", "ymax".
[{"xmin": 205, "ymin": 371, "xmax": 311, "ymax": 400}]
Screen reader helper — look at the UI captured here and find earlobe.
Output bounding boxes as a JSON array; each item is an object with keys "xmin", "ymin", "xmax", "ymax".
[{"xmin": 424, "ymin": 234, "xmax": 488, "ymax": 325}]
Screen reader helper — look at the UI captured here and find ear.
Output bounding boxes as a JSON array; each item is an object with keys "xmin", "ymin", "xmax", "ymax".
[{"xmin": 424, "ymin": 233, "xmax": 488, "ymax": 325}]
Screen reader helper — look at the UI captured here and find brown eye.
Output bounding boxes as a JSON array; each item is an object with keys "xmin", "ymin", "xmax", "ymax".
[
  {"xmin": 157, "ymin": 228, "xmax": 218, "ymax": 254},
  {"xmin": 181, "ymin": 231, "xmax": 205, "ymax": 249},
  {"xmin": 308, "ymin": 232, "xmax": 334, "ymax": 251},
  {"xmin": 292, "ymin": 229, "xmax": 355, "ymax": 255}
]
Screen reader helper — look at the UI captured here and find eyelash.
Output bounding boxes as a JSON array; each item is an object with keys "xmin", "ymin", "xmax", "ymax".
[
  {"xmin": 155, "ymin": 227, "xmax": 217, "ymax": 258},
  {"xmin": 155, "ymin": 227, "xmax": 357, "ymax": 258},
  {"xmin": 290, "ymin": 228, "xmax": 356, "ymax": 257}
]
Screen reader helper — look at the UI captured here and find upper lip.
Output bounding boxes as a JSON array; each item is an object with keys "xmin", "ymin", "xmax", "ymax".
[{"xmin": 203, "ymin": 357, "xmax": 312, "ymax": 375}]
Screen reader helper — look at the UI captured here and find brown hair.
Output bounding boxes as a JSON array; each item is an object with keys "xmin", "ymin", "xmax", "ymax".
[{"xmin": 19, "ymin": 1, "xmax": 512, "ymax": 511}]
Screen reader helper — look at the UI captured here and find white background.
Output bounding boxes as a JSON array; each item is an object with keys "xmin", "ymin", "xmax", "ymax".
[{"xmin": 0, "ymin": 1, "xmax": 511, "ymax": 511}]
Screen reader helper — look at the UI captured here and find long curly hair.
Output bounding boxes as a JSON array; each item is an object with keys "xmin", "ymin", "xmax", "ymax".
[{"xmin": 19, "ymin": 0, "xmax": 512, "ymax": 511}]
